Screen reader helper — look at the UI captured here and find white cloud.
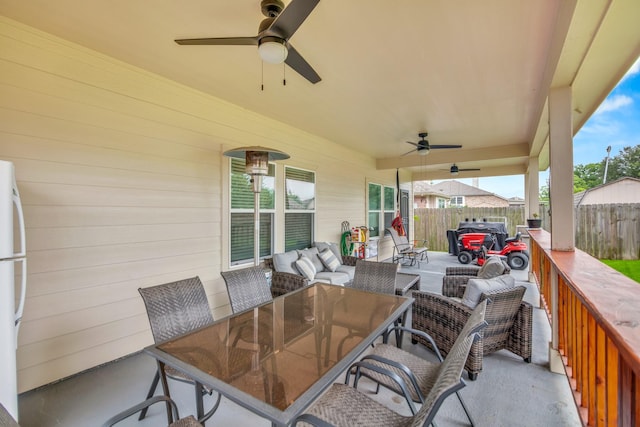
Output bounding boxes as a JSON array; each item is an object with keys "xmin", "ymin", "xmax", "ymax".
[{"xmin": 594, "ymin": 94, "xmax": 633, "ymax": 115}]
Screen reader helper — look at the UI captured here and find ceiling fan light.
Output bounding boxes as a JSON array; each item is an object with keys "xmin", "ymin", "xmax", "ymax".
[
  {"xmin": 450, "ymin": 164, "xmax": 459, "ymax": 175},
  {"xmin": 418, "ymin": 148, "xmax": 429, "ymax": 156},
  {"xmin": 258, "ymin": 38, "xmax": 288, "ymax": 64}
]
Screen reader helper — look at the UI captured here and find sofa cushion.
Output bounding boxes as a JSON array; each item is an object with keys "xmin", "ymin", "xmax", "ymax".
[
  {"xmin": 476, "ymin": 256, "xmax": 506, "ymax": 279},
  {"xmin": 298, "ymin": 247, "xmax": 325, "ymax": 273},
  {"xmin": 273, "ymin": 250, "xmax": 300, "ymax": 275},
  {"xmin": 315, "ymin": 271, "xmax": 351, "ymax": 285},
  {"xmin": 461, "ymin": 275, "xmax": 516, "ymax": 308},
  {"xmin": 335, "ymin": 264, "xmax": 356, "ymax": 281},
  {"xmin": 314, "ymin": 242, "xmax": 343, "ymax": 264},
  {"xmin": 319, "ymin": 248, "xmax": 340, "ymax": 272},
  {"xmin": 295, "ymin": 256, "xmax": 316, "ymax": 280}
]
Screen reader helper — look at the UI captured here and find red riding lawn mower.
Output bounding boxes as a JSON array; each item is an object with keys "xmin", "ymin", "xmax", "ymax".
[{"xmin": 457, "ymin": 232, "xmax": 530, "ymax": 270}]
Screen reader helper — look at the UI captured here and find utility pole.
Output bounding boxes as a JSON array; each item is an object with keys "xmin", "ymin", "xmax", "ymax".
[{"xmin": 603, "ymin": 145, "xmax": 611, "ymax": 184}]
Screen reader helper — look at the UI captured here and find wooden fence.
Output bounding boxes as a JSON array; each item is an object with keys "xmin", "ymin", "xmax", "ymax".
[
  {"xmin": 575, "ymin": 204, "xmax": 640, "ymax": 260},
  {"xmin": 414, "ymin": 203, "xmax": 639, "ymax": 260}
]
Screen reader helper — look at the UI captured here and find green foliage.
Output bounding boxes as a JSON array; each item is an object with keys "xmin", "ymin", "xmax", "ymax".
[
  {"xmin": 606, "ymin": 145, "xmax": 640, "ymax": 182},
  {"xmin": 574, "ymin": 162, "xmax": 603, "ymax": 191},
  {"xmin": 572, "ymin": 144, "xmax": 639, "ymax": 193},
  {"xmin": 601, "ymin": 259, "xmax": 640, "ymax": 283}
]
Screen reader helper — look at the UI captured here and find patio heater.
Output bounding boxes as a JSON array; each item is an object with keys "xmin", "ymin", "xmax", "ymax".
[{"xmin": 223, "ymin": 146, "xmax": 290, "ymax": 266}]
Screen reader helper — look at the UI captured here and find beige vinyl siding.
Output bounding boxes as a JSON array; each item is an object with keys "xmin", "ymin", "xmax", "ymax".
[{"xmin": 0, "ymin": 17, "xmax": 402, "ymax": 392}]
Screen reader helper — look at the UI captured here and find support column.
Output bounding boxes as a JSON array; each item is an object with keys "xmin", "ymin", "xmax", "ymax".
[
  {"xmin": 526, "ymin": 157, "xmax": 540, "ymax": 219},
  {"xmin": 548, "ymin": 87, "xmax": 575, "ymax": 251}
]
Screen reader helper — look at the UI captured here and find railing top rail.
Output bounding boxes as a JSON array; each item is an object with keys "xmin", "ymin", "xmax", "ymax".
[{"xmin": 528, "ymin": 229, "xmax": 640, "ymax": 373}]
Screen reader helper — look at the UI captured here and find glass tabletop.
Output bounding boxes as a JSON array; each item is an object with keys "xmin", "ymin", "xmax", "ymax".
[{"xmin": 146, "ymin": 282, "xmax": 412, "ymax": 425}]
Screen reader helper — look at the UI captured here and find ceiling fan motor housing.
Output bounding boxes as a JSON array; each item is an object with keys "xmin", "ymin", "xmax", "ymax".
[{"xmin": 261, "ymin": 0, "xmax": 284, "ymax": 17}]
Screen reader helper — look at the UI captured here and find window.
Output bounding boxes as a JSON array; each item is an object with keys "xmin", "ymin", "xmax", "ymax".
[
  {"xmin": 229, "ymin": 158, "xmax": 275, "ymax": 265},
  {"xmin": 285, "ymin": 167, "xmax": 315, "ymax": 251},
  {"xmin": 368, "ymin": 183, "xmax": 395, "ymax": 238},
  {"xmin": 437, "ymin": 197, "xmax": 446, "ymax": 208},
  {"xmin": 450, "ymin": 196, "xmax": 464, "ymax": 206}
]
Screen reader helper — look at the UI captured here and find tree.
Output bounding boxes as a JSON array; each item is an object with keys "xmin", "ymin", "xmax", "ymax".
[
  {"xmin": 574, "ymin": 162, "xmax": 604, "ymax": 190},
  {"xmin": 605, "ymin": 145, "xmax": 640, "ymax": 182}
]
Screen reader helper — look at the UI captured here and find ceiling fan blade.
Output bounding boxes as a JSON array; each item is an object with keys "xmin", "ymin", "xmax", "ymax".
[
  {"xmin": 175, "ymin": 36, "xmax": 258, "ymax": 46},
  {"xmin": 460, "ymin": 168, "xmax": 481, "ymax": 171},
  {"xmin": 405, "ymin": 141, "xmax": 421, "ymax": 148},
  {"xmin": 285, "ymin": 44, "xmax": 321, "ymax": 83},
  {"xmin": 401, "ymin": 148, "xmax": 418, "ymax": 156},
  {"xmin": 429, "ymin": 144, "xmax": 463, "ymax": 149},
  {"xmin": 265, "ymin": 0, "xmax": 320, "ymax": 39}
]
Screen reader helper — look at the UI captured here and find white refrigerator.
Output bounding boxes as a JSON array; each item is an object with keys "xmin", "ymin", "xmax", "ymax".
[{"xmin": 0, "ymin": 160, "xmax": 26, "ymax": 421}]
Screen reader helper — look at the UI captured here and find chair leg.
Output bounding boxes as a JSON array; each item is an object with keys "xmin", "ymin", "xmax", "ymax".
[
  {"xmin": 455, "ymin": 389, "xmax": 476, "ymax": 427},
  {"xmin": 138, "ymin": 370, "xmax": 160, "ymax": 420}
]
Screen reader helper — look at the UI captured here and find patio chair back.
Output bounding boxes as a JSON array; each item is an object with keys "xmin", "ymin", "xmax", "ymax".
[
  {"xmin": 387, "ymin": 227, "xmax": 411, "ymax": 252},
  {"xmin": 138, "ymin": 276, "xmax": 214, "ymax": 343},
  {"xmin": 351, "ymin": 260, "xmax": 398, "ymax": 295},
  {"xmin": 222, "ymin": 266, "xmax": 273, "ymax": 313},
  {"xmin": 137, "ymin": 276, "xmax": 219, "ymax": 423},
  {"xmin": 406, "ymin": 299, "xmax": 488, "ymax": 426}
]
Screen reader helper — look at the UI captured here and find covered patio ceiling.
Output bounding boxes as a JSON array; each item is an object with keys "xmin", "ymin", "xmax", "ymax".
[{"xmin": 1, "ymin": 1, "xmax": 638, "ymax": 182}]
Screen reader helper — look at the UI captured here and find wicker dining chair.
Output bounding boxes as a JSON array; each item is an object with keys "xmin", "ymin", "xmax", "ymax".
[
  {"xmin": 138, "ymin": 277, "xmax": 220, "ymax": 424},
  {"xmin": 293, "ymin": 302, "xmax": 487, "ymax": 427},
  {"xmin": 328, "ymin": 260, "xmax": 399, "ymax": 361},
  {"xmin": 221, "ymin": 266, "xmax": 273, "ymax": 313},
  {"xmin": 412, "ymin": 286, "xmax": 532, "ymax": 380},
  {"xmin": 102, "ymin": 396, "xmax": 202, "ymax": 427},
  {"xmin": 345, "ymin": 300, "xmax": 488, "ymax": 426}
]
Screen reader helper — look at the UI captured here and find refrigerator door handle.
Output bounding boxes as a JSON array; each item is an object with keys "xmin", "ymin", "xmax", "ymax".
[
  {"xmin": 15, "ymin": 258, "xmax": 26, "ymax": 343},
  {"xmin": 12, "ymin": 187, "xmax": 25, "ymax": 258}
]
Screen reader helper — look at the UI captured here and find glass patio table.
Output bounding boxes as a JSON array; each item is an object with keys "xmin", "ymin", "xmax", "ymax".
[{"xmin": 144, "ymin": 282, "xmax": 413, "ymax": 426}]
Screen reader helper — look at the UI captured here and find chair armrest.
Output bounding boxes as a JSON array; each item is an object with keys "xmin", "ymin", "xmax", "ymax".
[
  {"xmin": 412, "ymin": 291, "xmax": 472, "ymax": 356},
  {"xmin": 102, "ymin": 396, "xmax": 180, "ymax": 427},
  {"xmin": 270, "ymin": 272, "xmax": 308, "ymax": 297},
  {"xmin": 442, "ymin": 275, "xmax": 472, "ymax": 298},
  {"xmin": 445, "ymin": 266, "xmax": 480, "ymax": 276},
  {"xmin": 341, "ymin": 255, "xmax": 358, "ymax": 266},
  {"xmin": 382, "ymin": 324, "xmax": 443, "ymax": 362},
  {"xmin": 507, "ymin": 301, "xmax": 533, "ymax": 361}
]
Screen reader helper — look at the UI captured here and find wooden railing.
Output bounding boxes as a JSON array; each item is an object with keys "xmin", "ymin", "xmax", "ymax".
[{"xmin": 528, "ymin": 230, "xmax": 640, "ymax": 427}]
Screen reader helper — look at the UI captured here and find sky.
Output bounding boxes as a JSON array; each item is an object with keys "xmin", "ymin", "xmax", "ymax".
[{"xmin": 435, "ymin": 57, "xmax": 640, "ymax": 199}]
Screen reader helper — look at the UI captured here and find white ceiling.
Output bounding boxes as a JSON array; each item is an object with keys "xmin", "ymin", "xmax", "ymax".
[{"xmin": 1, "ymin": 0, "xmax": 639, "ymax": 180}]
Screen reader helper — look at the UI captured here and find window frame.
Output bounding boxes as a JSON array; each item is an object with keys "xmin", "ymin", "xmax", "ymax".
[
  {"xmin": 284, "ymin": 166, "xmax": 316, "ymax": 252},
  {"xmin": 367, "ymin": 182, "xmax": 396, "ymax": 239},
  {"xmin": 228, "ymin": 157, "xmax": 276, "ymax": 266}
]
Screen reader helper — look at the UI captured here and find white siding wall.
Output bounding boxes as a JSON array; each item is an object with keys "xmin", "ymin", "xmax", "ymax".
[{"xmin": 0, "ymin": 18, "xmax": 400, "ymax": 391}]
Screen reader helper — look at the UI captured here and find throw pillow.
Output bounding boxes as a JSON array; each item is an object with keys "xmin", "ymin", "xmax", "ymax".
[
  {"xmin": 313, "ymin": 242, "xmax": 344, "ymax": 265},
  {"xmin": 476, "ymin": 256, "xmax": 506, "ymax": 279},
  {"xmin": 273, "ymin": 250, "xmax": 300, "ymax": 275},
  {"xmin": 461, "ymin": 275, "xmax": 516, "ymax": 308},
  {"xmin": 298, "ymin": 247, "xmax": 325, "ymax": 273},
  {"xmin": 319, "ymin": 248, "xmax": 340, "ymax": 272},
  {"xmin": 295, "ymin": 255, "xmax": 316, "ymax": 280}
]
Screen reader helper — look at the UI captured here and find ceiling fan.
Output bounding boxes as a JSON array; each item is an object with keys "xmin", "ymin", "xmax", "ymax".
[
  {"xmin": 448, "ymin": 163, "xmax": 480, "ymax": 176},
  {"xmin": 174, "ymin": 0, "xmax": 321, "ymax": 84},
  {"xmin": 402, "ymin": 132, "xmax": 462, "ymax": 156}
]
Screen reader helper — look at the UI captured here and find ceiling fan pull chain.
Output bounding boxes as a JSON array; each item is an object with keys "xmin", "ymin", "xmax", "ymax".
[
  {"xmin": 261, "ymin": 61, "xmax": 264, "ymax": 91},
  {"xmin": 283, "ymin": 62, "xmax": 286, "ymax": 86}
]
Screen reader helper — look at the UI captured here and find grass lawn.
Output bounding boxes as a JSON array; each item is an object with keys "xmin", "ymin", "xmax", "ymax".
[{"xmin": 602, "ymin": 259, "xmax": 640, "ymax": 283}]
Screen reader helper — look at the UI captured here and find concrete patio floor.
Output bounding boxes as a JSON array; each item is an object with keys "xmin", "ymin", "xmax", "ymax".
[{"xmin": 17, "ymin": 252, "xmax": 582, "ymax": 426}]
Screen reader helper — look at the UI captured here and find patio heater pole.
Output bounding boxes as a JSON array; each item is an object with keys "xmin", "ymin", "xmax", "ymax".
[{"xmin": 223, "ymin": 147, "xmax": 290, "ymax": 267}]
